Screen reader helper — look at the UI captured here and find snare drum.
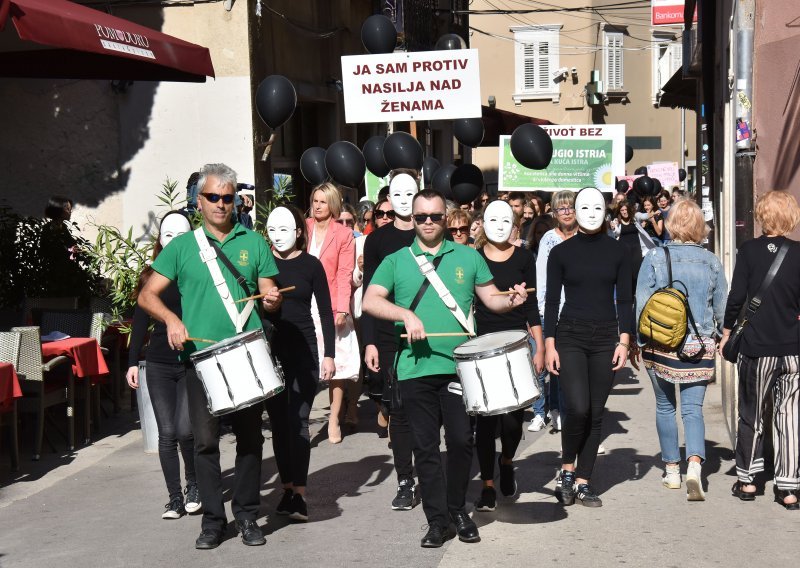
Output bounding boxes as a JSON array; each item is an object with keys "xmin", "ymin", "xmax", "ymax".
[
  {"xmin": 190, "ymin": 329, "xmax": 284, "ymax": 416},
  {"xmin": 453, "ymin": 330, "xmax": 540, "ymax": 416}
]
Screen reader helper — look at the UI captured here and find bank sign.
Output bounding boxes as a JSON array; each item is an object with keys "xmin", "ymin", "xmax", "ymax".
[
  {"xmin": 651, "ymin": 1, "xmax": 697, "ymax": 26},
  {"xmin": 340, "ymin": 49, "xmax": 481, "ymax": 123},
  {"xmin": 498, "ymin": 124, "xmax": 626, "ymax": 193}
]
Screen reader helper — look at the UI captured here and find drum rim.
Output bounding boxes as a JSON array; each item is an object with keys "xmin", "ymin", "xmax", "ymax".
[
  {"xmin": 464, "ymin": 394, "xmax": 541, "ymax": 416},
  {"xmin": 453, "ymin": 331, "xmax": 531, "ymax": 360},
  {"xmin": 191, "ymin": 329, "xmax": 267, "ymax": 359},
  {"xmin": 208, "ymin": 386, "xmax": 284, "ymax": 416}
]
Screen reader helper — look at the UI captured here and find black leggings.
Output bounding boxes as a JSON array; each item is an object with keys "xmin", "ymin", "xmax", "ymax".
[
  {"xmin": 265, "ymin": 349, "xmax": 319, "ymax": 488},
  {"xmin": 146, "ymin": 361, "xmax": 196, "ymax": 498},
  {"xmin": 475, "ymin": 409, "xmax": 525, "ymax": 481},
  {"xmin": 556, "ymin": 318, "xmax": 618, "ymax": 480}
]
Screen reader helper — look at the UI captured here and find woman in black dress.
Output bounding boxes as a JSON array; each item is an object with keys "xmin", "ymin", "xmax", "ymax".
[
  {"xmin": 612, "ymin": 202, "xmax": 643, "ymax": 289},
  {"xmin": 264, "ymin": 205, "xmax": 336, "ymax": 522}
]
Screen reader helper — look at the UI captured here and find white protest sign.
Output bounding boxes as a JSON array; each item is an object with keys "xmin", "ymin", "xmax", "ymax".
[
  {"xmin": 647, "ymin": 161, "xmax": 680, "ymax": 188},
  {"xmin": 340, "ymin": 49, "xmax": 481, "ymax": 124}
]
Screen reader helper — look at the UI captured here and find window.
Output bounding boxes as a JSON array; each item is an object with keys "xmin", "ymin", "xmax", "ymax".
[
  {"xmin": 602, "ymin": 29, "xmax": 624, "ymax": 93},
  {"xmin": 511, "ymin": 25, "xmax": 562, "ymax": 104},
  {"xmin": 652, "ymin": 32, "xmax": 683, "ymax": 104}
]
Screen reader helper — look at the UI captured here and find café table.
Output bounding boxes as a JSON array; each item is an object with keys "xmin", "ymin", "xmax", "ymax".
[{"xmin": 0, "ymin": 361, "xmax": 22, "ymax": 412}]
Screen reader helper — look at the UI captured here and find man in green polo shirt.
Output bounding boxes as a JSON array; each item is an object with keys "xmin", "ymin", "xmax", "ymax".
[
  {"xmin": 140, "ymin": 163, "xmax": 280, "ymax": 550},
  {"xmin": 363, "ymin": 189, "xmax": 528, "ymax": 549}
]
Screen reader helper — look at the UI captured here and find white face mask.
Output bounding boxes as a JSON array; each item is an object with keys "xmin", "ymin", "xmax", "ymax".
[
  {"xmin": 575, "ymin": 188, "xmax": 606, "ymax": 232},
  {"xmin": 159, "ymin": 214, "xmax": 190, "ymax": 248},
  {"xmin": 267, "ymin": 207, "xmax": 298, "ymax": 252},
  {"xmin": 389, "ymin": 173, "xmax": 419, "ymax": 217},
  {"xmin": 483, "ymin": 200, "xmax": 514, "ymax": 244}
]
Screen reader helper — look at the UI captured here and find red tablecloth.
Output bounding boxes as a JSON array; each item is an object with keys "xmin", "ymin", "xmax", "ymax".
[
  {"xmin": 0, "ymin": 362, "xmax": 22, "ymax": 412},
  {"xmin": 41, "ymin": 337, "xmax": 109, "ymax": 380}
]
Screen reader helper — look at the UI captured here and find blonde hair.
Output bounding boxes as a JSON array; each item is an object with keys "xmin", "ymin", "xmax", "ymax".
[
  {"xmin": 665, "ymin": 199, "xmax": 709, "ymax": 243},
  {"xmin": 311, "ymin": 182, "xmax": 343, "ymax": 219},
  {"xmin": 550, "ymin": 190, "xmax": 575, "ymax": 210},
  {"xmin": 755, "ymin": 191, "xmax": 800, "ymax": 236},
  {"xmin": 447, "ymin": 208, "xmax": 471, "ymax": 228}
]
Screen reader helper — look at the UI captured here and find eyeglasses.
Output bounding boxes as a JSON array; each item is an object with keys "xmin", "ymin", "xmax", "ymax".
[
  {"xmin": 336, "ymin": 218, "xmax": 355, "ymax": 227},
  {"xmin": 555, "ymin": 207, "xmax": 575, "ymax": 215},
  {"xmin": 449, "ymin": 225, "xmax": 469, "ymax": 235},
  {"xmin": 200, "ymin": 192, "xmax": 235, "ymax": 204},
  {"xmin": 412, "ymin": 213, "xmax": 445, "ymax": 224},
  {"xmin": 374, "ymin": 209, "xmax": 396, "ymax": 219}
]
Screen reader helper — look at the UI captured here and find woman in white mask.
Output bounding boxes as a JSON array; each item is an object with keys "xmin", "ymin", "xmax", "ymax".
[
  {"xmin": 471, "ymin": 200, "xmax": 545, "ymax": 512},
  {"xmin": 544, "ymin": 187, "xmax": 633, "ymax": 508},
  {"xmin": 126, "ymin": 211, "xmax": 201, "ymax": 520},
  {"xmin": 264, "ymin": 206, "xmax": 336, "ymax": 522}
]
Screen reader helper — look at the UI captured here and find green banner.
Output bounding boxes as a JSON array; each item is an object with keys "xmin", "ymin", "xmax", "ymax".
[
  {"xmin": 500, "ymin": 137, "xmax": 616, "ymax": 192},
  {"xmin": 364, "ymin": 171, "xmax": 390, "ymax": 202}
]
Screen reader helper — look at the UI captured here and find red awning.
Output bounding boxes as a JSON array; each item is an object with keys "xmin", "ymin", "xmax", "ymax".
[
  {"xmin": 480, "ymin": 105, "xmax": 553, "ymax": 146},
  {"xmin": 0, "ymin": 0, "xmax": 214, "ymax": 82}
]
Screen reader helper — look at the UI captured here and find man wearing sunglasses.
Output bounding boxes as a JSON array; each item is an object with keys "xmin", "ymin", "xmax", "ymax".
[
  {"xmin": 363, "ymin": 189, "xmax": 528, "ymax": 549},
  {"xmin": 140, "ymin": 163, "xmax": 282, "ymax": 550}
]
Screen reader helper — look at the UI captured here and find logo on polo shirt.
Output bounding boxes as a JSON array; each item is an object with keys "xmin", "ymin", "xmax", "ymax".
[
  {"xmin": 455, "ymin": 266, "xmax": 465, "ymax": 284},
  {"xmin": 238, "ymin": 250, "xmax": 249, "ymax": 266}
]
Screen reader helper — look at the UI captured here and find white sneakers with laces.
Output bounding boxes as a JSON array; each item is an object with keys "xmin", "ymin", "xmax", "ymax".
[{"xmin": 527, "ymin": 415, "xmax": 546, "ymax": 432}]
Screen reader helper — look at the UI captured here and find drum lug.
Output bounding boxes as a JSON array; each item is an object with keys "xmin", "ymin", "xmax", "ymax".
[
  {"xmin": 216, "ymin": 357, "xmax": 235, "ymax": 404},
  {"xmin": 505, "ymin": 354, "xmax": 520, "ymax": 404},
  {"xmin": 475, "ymin": 363, "xmax": 489, "ymax": 410}
]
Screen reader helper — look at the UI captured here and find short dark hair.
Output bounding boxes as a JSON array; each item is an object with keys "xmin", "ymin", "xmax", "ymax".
[
  {"xmin": 412, "ymin": 189, "xmax": 446, "ymax": 211},
  {"xmin": 508, "ymin": 192, "xmax": 525, "ymax": 203},
  {"xmin": 377, "ymin": 185, "xmax": 390, "ymax": 200},
  {"xmin": 44, "ymin": 195, "xmax": 73, "ymax": 220}
]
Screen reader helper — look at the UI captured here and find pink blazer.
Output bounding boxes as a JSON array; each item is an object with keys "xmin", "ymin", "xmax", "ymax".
[{"xmin": 306, "ymin": 218, "xmax": 355, "ymax": 314}]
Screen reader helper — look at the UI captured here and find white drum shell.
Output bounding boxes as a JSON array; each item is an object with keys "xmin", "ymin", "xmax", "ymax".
[
  {"xmin": 454, "ymin": 331, "xmax": 540, "ymax": 416},
  {"xmin": 190, "ymin": 330, "xmax": 283, "ymax": 416}
]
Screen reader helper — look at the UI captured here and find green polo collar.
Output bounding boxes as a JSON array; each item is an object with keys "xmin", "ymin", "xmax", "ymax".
[
  {"xmin": 202, "ymin": 222, "xmax": 245, "ymax": 245},
  {"xmin": 410, "ymin": 237, "xmax": 456, "ymax": 258}
]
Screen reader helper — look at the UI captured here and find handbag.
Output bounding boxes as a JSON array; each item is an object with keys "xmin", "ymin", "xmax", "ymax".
[{"xmin": 722, "ymin": 241, "xmax": 791, "ymax": 363}]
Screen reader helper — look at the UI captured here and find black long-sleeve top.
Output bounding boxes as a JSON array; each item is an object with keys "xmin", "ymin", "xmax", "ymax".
[
  {"xmin": 544, "ymin": 231, "xmax": 633, "ymax": 338},
  {"xmin": 475, "ymin": 247, "xmax": 541, "ymax": 335},
  {"xmin": 128, "ymin": 281, "xmax": 182, "ymax": 367},
  {"xmin": 723, "ymin": 236, "xmax": 800, "ymax": 357},
  {"xmin": 265, "ymin": 252, "xmax": 335, "ymax": 359}
]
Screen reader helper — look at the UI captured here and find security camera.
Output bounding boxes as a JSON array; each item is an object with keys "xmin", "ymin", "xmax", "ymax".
[
  {"xmin": 571, "ymin": 67, "xmax": 578, "ymax": 76},
  {"xmin": 552, "ymin": 67, "xmax": 569, "ymax": 80}
]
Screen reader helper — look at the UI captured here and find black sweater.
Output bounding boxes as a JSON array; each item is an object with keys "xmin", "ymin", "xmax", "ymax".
[
  {"xmin": 475, "ymin": 247, "xmax": 541, "ymax": 335},
  {"xmin": 128, "ymin": 281, "xmax": 182, "ymax": 367},
  {"xmin": 723, "ymin": 236, "xmax": 800, "ymax": 357},
  {"xmin": 265, "ymin": 252, "xmax": 336, "ymax": 359},
  {"xmin": 544, "ymin": 231, "xmax": 633, "ymax": 338}
]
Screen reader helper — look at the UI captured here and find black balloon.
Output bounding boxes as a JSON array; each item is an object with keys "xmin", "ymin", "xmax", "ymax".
[
  {"xmin": 616, "ymin": 179, "xmax": 629, "ymax": 193},
  {"xmin": 678, "ymin": 168, "xmax": 687, "ymax": 182},
  {"xmin": 431, "ymin": 164, "xmax": 456, "ymax": 199},
  {"xmin": 300, "ymin": 147, "xmax": 328, "ymax": 185},
  {"xmin": 383, "ymin": 131, "xmax": 424, "ymax": 170},
  {"xmin": 652, "ymin": 178, "xmax": 663, "ymax": 195},
  {"xmin": 363, "ymin": 136, "xmax": 390, "ymax": 178},
  {"xmin": 633, "ymin": 175, "xmax": 654, "ymax": 198},
  {"xmin": 422, "ymin": 157, "xmax": 440, "ymax": 188},
  {"xmin": 325, "ymin": 141, "xmax": 366, "ymax": 188},
  {"xmin": 450, "ymin": 164, "xmax": 483, "ymax": 205},
  {"xmin": 625, "ymin": 144, "xmax": 634, "ymax": 164},
  {"xmin": 453, "ymin": 118, "xmax": 484, "ymax": 148},
  {"xmin": 255, "ymin": 75, "xmax": 297, "ymax": 129},
  {"xmin": 361, "ymin": 14, "xmax": 397, "ymax": 54},
  {"xmin": 435, "ymin": 33, "xmax": 466, "ymax": 50},
  {"xmin": 634, "ymin": 166, "xmax": 648, "ymax": 176},
  {"xmin": 510, "ymin": 124, "xmax": 553, "ymax": 170}
]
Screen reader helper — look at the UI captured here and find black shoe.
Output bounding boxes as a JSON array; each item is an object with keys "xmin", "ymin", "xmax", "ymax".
[
  {"xmin": 774, "ymin": 488, "xmax": 800, "ymax": 510},
  {"xmin": 420, "ymin": 523, "xmax": 453, "ymax": 548},
  {"xmin": 184, "ymin": 484, "xmax": 202, "ymax": 515},
  {"xmin": 235, "ymin": 519, "xmax": 266, "ymax": 546},
  {"xmin": 195, "ymin": 529, "xmax": 223, "ymax": 550},
  {"xmin": 288, "ymin": 493, "xmax": 308, "ymax": 522},
  {"xmin": 162, "ymin": 495, "xmax": 186, "ymax": 519},
  {"xmin": 391, "ymin": 478, "xmax": 418, "ymax": 510},
  {"xmin": 555, "ymin": 470, "xmax": 576, "ymax": 506},
  {"xmin": 276, "ymin": 488, "xmax": 294, "ymax": 515},
  {"xmin": 377, "ymin": 425, "xmax": 389, "ymax": 438},
  {"xmin": 475, "ymin": 486, "xmax": 497, "ymax": 512},
  {"xmin": 498, "ymin": 456, "xmax": 517, "ymax": 497},
  {"xmin": 450, "ymin": 510, "xmax": 480, "ymax": 543},
  {"xmin": 731, "ymin": 481, "xmax": 756, "ymax": 501},
  {"xmin": 575, "ymin": 483, "xmax": 603, "ymax": 507}
]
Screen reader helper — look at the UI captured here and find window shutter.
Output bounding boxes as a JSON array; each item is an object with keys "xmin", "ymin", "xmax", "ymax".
[
  {"xmin": 538, "ymin": 41, "xmax": 550, "ymax": 91},
  {"xmin": 523, "ymin": 43, "xmax": 537, "ymax": 90},
  {"xmin": 669, "ymin": 42, "xmax": 683, "ymax": 76},
  {"xmin": 605, "ymin": 33, "xmax": 623, "ymax": 91}
]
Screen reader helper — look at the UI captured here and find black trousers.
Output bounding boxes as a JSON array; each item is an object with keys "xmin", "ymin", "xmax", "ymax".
[
  {"xmin": 379, "ymin": 347, "xmax": 415, "ymax": 481},
  {"xmin": 475, "ymin": 409, "xmax": 525, "ymax": 481},
  {"xmin": 556, "ymin": 318, "xmax": 618, "ymax": 480},
  {"xmin": 185, "ymin": 364, "xmax": 264, "ymax": 532},
  {"xmin": 146, "ymin": 361, "xmax": 195, "ymax": 498},
  {"xmin": 264, "ymin": 351, "xmax": 319, "ymax": 487},
  {"xmin": 399, "ymin": 375, "xmax": 473, "ymax": 528}
]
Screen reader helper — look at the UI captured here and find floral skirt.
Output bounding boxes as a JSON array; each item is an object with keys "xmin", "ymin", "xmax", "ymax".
[
  {"xmin": 311, "ymin": 296, "xmax": 360, "ymax": 382},
  {"xmin": 642, "ymin": 335, "xmax": 716, "ymax": 384}
]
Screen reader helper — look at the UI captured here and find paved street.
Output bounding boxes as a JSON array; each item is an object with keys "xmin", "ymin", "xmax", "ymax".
[{"xmin": 1, "ymin": 366, "xmax": 798, "ymax": 568}]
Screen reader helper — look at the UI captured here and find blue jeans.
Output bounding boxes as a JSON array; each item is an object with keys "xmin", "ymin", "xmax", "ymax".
[
  {"xmin": 647, "ymin": 369, "xmax": 707, "ymax": 463},
  {"xmin": 529, "ymin": 335, "xmax": 560, "ymax": 418}
]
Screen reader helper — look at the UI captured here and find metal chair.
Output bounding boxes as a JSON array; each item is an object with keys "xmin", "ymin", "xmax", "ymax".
[
  {"xmin": 0, "ymin": 331, "xmax": 22, "ymax": 470},
  {"xmin": 11, "ymin": 326, "xmax": 77, "ymax": 459}
]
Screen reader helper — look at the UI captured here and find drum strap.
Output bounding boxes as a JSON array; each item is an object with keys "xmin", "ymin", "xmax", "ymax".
[
  {"xmin": 408, "ymin": 248, "xmax": 475, "ymax": 336},
  {"xmin": 193, "ymin": 228, "xmax": 255, "ymax": 333}
]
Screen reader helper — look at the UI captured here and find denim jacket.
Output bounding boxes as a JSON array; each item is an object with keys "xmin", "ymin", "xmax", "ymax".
[{"xmin": 635, "ymin": 243, "xmax": 728, "ymax": 344}]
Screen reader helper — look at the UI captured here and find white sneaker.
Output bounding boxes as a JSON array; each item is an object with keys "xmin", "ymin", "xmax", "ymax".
[
  {"xmin": 597, "ymin": 444, "xmax": 606, "ymax": 455},
  {"xmin": 662, "ymin": 464, "xmax": 681, "ymax": 489},
  {"xmin": 549, "ymin": 410, "xmax": 561, "ymax": 432},
  {"xmin": 528, "ymin": 415, "xmax": 546, "ymax": 432},
  {"xmin": 685, "ymin": 461, "xmax": 705, "ymax": 501}
]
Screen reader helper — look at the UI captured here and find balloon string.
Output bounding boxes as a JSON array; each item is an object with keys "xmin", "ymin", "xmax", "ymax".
[{"xmin": 261, "ymin": 132, "xmax": 276, "ymax": 162}]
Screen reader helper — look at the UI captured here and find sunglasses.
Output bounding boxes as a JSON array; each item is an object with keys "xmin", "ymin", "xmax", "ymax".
[
  {"xmin": 449, "ymin": 225, "xmax": 469, "ymax": 235},
  {"xmin": 200, "ymin": 192, "xmax": 235, "ymax": 204},
  {"xmin": 374, "ymin": 209, "xmax": 396, "ymax": 219},
  {"xmin": 336, "ymin": 218, "xmax": 355, "ymax": 227},
  {"xmin": 413, "ymin": 213, "xmax": 445, "ymax": 224}
]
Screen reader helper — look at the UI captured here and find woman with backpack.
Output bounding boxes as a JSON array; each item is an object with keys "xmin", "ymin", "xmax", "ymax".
[{"xmin": 634, "ymin": 199, "xmax": 727, "ymax": 501}]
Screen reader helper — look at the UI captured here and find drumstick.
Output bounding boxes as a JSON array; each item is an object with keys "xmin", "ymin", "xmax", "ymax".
[
  {"xmin": 490, "ymin": 287, "xmax": 535, "ymax": 296},
  {"xmin": 234, "ymin": 286, "xmax": 296, "ymax": 303},
  {"xmin": 187, "ymin": 337, "xmax": 216, "ymax": 344},
  {"xmin": 400, "ymin": 332, "xmax": 473, "ymax": 338}
]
